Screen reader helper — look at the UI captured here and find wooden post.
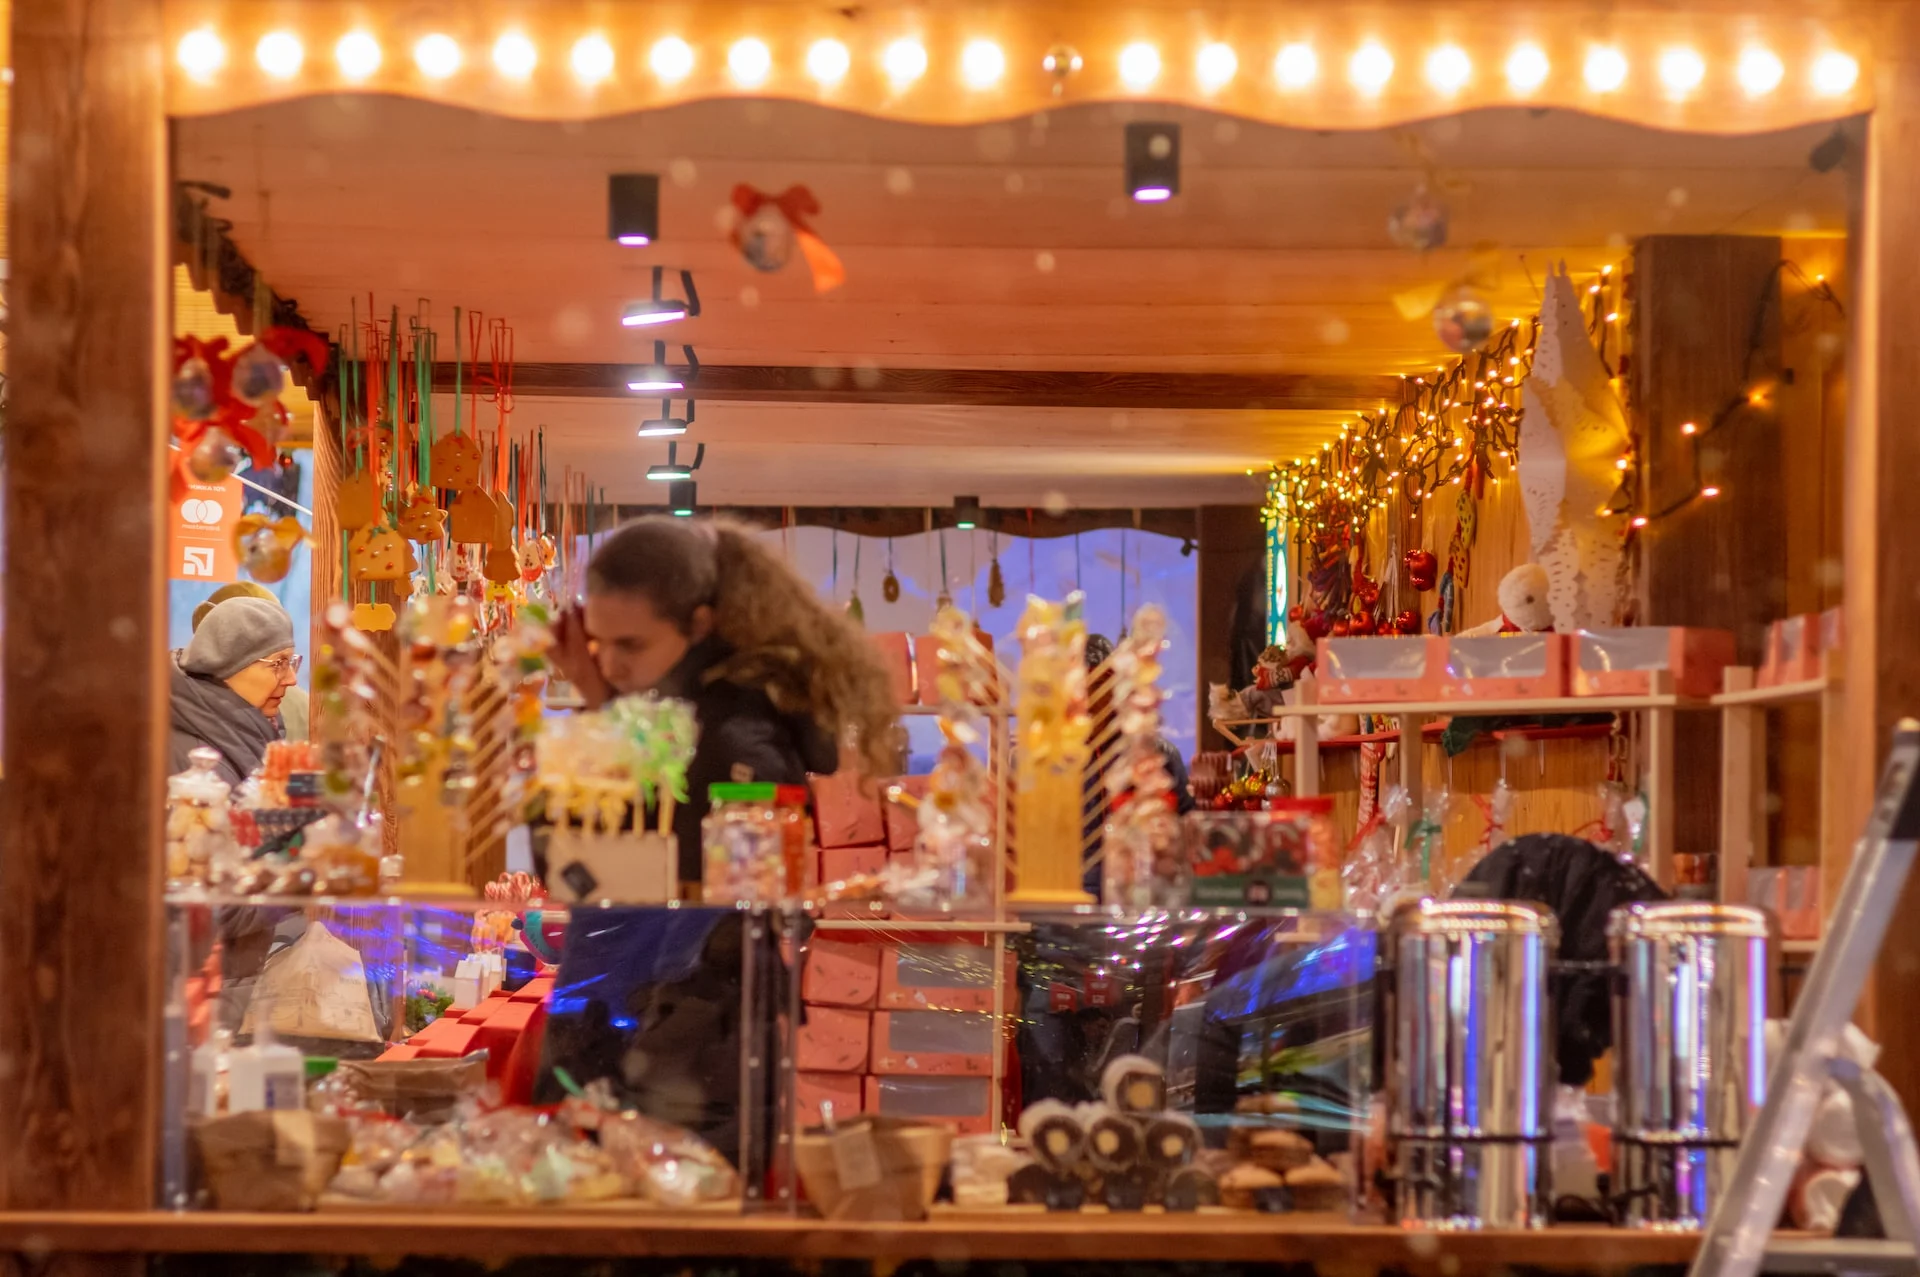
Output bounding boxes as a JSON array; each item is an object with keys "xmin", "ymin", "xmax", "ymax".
[
  {"xmin": 1848, "ymin": 3, "xmax": 1920, "ymax": 1114},
  {"xmin": 0, "ymin": 0, "xmax": 168, "ymax": 1223},
  {"xmin": 1718, "ymin": 667, "xmax": 1765, "ymax": 904}
]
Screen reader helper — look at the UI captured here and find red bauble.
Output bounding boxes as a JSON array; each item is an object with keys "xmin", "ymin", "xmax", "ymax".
[
  {"xmin": 1332, "ymin": 620, "xmax": 1352, "ymax": 637},
  {"xmin": 1288, "ymin": 604, "xmax": 1305, "ymax": 622},
  {"xmin": 1393, "ymin": 609, "xmax": 1421, "ymax": 635},
  {"xmin": 1348, "ymin": 613, "xmax": 1378, "ymax": 635},
  {"xmin": 1404, "ymin": 549, "xmax": 1439, "ymax": 592},
  {"xmin": 1302, "ymin": 611, "xmax": 1333, "ymax": 640}
]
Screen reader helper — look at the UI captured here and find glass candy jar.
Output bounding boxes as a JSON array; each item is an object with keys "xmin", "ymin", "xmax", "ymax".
[
  {"xmin": 166, "ymin": 746, "xmax": 241, "ymax": 890},
  {"xmin": 702, "ymin": 783, "xmax": 786, "ymax": 904}
]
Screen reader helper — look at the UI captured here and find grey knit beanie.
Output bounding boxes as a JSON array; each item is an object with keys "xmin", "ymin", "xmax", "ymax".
[{"xmin": 183, "ymin": 596, "xmax": 296, "ymax": 680}]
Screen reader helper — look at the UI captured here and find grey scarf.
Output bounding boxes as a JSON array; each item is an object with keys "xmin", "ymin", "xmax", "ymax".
[{"xmin": 169, "ymin": 657, "xmax": 280, "ymax": 786}]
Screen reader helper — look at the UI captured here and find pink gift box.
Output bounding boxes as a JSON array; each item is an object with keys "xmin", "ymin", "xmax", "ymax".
[
  {"xmin": 820, "ymin": 842, "xmax": 888, "ymax": 885},
  {"xmin": 878, "ymin": 941, "xmax": 1003, "ymax": 1012},
  {"xmin": 870, "ymin": 1010, "xmax": 995, "ymax": 1075},
  {"xmin": 511, "ymin": 977, "xmax": 554, "ymax": 1004},
  {"xmin": 1317, "ymin": 635, "xmax": 1446, "ymax": 703},
  {"xmin": 885, "ymin": 775, "xmax": 931, "ymax": 852},
  {"xmin": 1572, "ymin": 626, "xmax": 1736, "ymax": 700},
  {"xmin": 864, "ymin": 1074, "xmax": 993, "ymax": 1136},
  {"xmin": 797, "ymin": 1070, "xmax": 867, "ymax": 1126},
  {"xmin": 802, "ymin": 937, "xmax": 882, "ymax": 1009},
  {"xmin": 870, "ymin": 632, "xmax": 916, "ymax": 706},
  {"xmin": 796, "ymin": 1006, "xmax": 872, "ymax": 1072},
  {"xmin": 1760, "ymin": 615, "xmax": 1823, "ymax": 687},
  {"xmin": 1439, "ymin": 633, "xmax": 1568, "ymax": 700},
  {"xmin": 810, "ymin": 771, "xmax": 885, "ymax": 849}
]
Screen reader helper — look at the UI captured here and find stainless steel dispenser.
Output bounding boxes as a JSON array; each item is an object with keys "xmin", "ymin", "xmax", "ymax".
[
  {"xmin": 1609, "ymin": 901, "xmax": 1769, "ymax": 1230},
  {"xmin": 1385, "ymin": 899, "xmax": 1558, "ymax": 1229}
]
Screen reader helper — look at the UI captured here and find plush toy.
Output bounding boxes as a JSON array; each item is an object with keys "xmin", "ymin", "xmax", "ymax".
[{"xmin": 1460, "ymin": 563, "xmax": 1554, "ymax": 636}]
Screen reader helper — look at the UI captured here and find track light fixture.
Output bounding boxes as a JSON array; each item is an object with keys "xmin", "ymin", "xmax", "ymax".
[
  {"xmin": 628, "ymin": 340, "xmax": 697, "ymax": 392},
  {"xmin": 637, "ymin": 398, "xmax": 695, "ymax": 438},
  {"xmin": 647, "ymin": 440, "xmax": 705, "ymax": 482},
  {"xmin": 953, "ymin": 494, "xmax": 983, "ymax": 529},
  {"xmin": 623, "ymin": 266, "xmax": 700, "ymax": 327},
  {"xmin": 1124, "ymin": 121, "xmax": 1181, "ymax": 202},
  {"xmin": 608, "ymin": 173, "xmax": 660, "ymax": 246},
  {"xmin": 669, "ymin": 480, "xmax": 697, "ymax": 517}
]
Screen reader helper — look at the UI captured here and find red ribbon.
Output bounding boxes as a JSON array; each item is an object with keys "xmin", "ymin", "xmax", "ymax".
[{"xmin": 730, "ymin": 183, "xmax": 845, "ymax": 292}]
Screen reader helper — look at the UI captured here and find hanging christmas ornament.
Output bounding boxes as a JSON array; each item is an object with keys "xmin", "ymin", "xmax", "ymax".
[
  {"xmin": 188, "ymin": 427, "xmax": 243, "ymax": 482},
  {"xmin": 1403, "ymin": 549, "xmax": 1439, "ymax": 592},
  {"xmin": 432, "ymin": 433, "xmax": 484, "ymax": 492},
  {"xmin": 172, "ymin": 355, "xmax": 217, "ymax": 421},
  {"xmin": 882, "ymin": 537, "xmax": 901, "ymax": 603},
  {"xmin": 1431, "ymin": 284, "xmax": 1496, "ymax": 354},
  {"xmin": 730, "ymin": 185, "xmax": 846, "ymax": 292},
  {"xmin": 231, "ymin": 514, "xmax": 306, "ymax": 584},
  {"xmin": 397, "ymin": 489, "xmax": 447, "ymax": 543},
  {"xmin": 988, "ymin": 534, "xmax": 1006, "ymax": 609},
  {"xmin": 935, "ymin": 529, "xmax": 953, "ymax": 611},
  {"xmin": 1042, "ymin": 43, "xmax": 1083, "ymax": 93},
  {"xmin": 846, "ymin": 535, "xmax": 866, "ymax": 625},
  {"xmin": 1387, "ymin": 183, "xmax": 1450, "ymax": 252},
  {"xmin": 231, "ymin": 342, "xmax": 288, "ymax": 406}
]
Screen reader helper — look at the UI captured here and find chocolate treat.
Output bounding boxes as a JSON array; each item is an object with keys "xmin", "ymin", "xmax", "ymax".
[
  {"xmin": 1100, "ymin": 1053, "xmax": 1168, "ymax": 1114},
  {"xmin": 1284, "ymin": 1156, "xmax": 1348, "ymax": 1212},
  {"xmin": 1140, "ymin": 1113, "xmax": 1199, "ymax": 1169},
  {"xmin": 1218, "ymin": 1162, "xmax": 1286, "ymax": 1211},
  {"xmin": 1164, "ymin": 1166, "xmax": 1222, "ymax": 1211},
  {"xmin": 1229, "ymin": 1125, "xmax": 1314, "ymax": 1173},
  {"xmin": 1102, "ymin": 1170, "xmax": 1151, "ymax": 1211},
  {"xmin": 1017, "ymin": 1100, "xmax": 1087, "ymax": 1174},
  {"xmin": 1084, "ymin": 1104, "xmax": 1144, "ymax": 1174},
  {"xmin": 1007, "ymin": 1162, "xmax": 1084, "ymax": 1210}
]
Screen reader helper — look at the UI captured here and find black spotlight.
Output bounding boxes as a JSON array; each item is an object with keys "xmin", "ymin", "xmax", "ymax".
[
  {"xmin": 954, "ymin": 495, "xmax": 983, "ymax": 529},
  {"xmin": 1125, "ymin": 121, "xmax": 1181, "ymax": 202},
  {"xmin": 609, "ymin": 173, "xmax": 660, "ymax": 246},
  {"xmin": 669, "ymin": 479, "xmax": 697, "ymax": 517}
]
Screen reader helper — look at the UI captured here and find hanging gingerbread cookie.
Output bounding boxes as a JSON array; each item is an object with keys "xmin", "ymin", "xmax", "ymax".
[
  {"xmin": 396, "ymin": 489, "xmax": 447, "ymax": 542},
  {"xmin": 431, "ymin": 432, "xmax": 483, "ymax": 492},
  {"xmin": 448, "ymin": 488, "xmax": 497, "ymax": 543},
  {"xmin": 350, "ymin": 526, "xmax": 414, "ymax": 582},
  {"xmin": 336, "ymin": 468, "xmax": 380, "ymax": 531}
]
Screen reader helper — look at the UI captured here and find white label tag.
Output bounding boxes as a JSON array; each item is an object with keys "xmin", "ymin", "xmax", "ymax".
[{"xmin": 832, "ymin": 1124, "xmax": 882, "ymax": 1190}]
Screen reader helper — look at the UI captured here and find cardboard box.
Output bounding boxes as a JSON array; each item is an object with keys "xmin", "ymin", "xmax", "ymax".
[
  {"xmin": 803, "ymin": 938, "xmax": 882, "ymax": 1009},
  {"xmin": 796, "ymin": 1070, "xmax": 867, "ymax": 1126},
  {"xmin": 1760, "ymin": 615, "xmax": 1822, "ymax": 687},
  {"xmin": 1439, "ymin": 632, "xmax": 1568, "ymax": 700},
  {"xmin": 870, "ymin": 1010, "xmax": 995, "ymax": 1075},
  {"xmin": 885, "ymin": 775, "xmax": 932, "ymax": 852},
  {"xmin": 375, "ymin": 1044, "xmax": 422, "ymax": 1062},
  {"xmin": 1317, "ymin": 635, "xmax": 1446, "ymax": 703},
  {"xmin": 476, "ymin": 1000, "xmax": 538, "ymax": 1075},
  {"xmin": 878, "ymin": 941, "xmax": 1000, "ymax": 1012},
  {"xmin": 811, "ymin": 771, "xmax": 886, "ymax": 850},
  {"xmin": 459, "ymin": 992, "xmax": 514, "ymax": 1025},
  {"xmin": 412, "ymin": 1018, "xmax": 484, "ymax": 1061},
  {"xmin": 864, "ymin": 1074, "xmax": 993, "ymax": 1136},
  {"xmin": 1572, "ymin": 626, "xmax": 1736, "ymax": 699},
  {"xmin": 510, "ymin": 977, "xmax": 554, "ymax": 1004},
  {"xmin": 820, "ymin": 842, "xmax": 888, "ymax": 885},
  {"xmin": 871, "ymin": 632, "xmax": 917, "ymax": 706},
  {"xmin": 797, "ymin": 1006, "xmax": 872, "ymax": 1073}
]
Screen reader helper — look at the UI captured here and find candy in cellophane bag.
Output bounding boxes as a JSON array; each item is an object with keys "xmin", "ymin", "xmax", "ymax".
[
  {"xmin": 1100, "ymin": 606, "xmax": 1183, "ymax": 909},
  {"xmin": 890, "ymin": 604, "xmax": 997, "ymax": 914}
]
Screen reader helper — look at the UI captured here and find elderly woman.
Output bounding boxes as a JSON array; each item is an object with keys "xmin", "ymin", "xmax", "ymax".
[{"xmin": 168, "ymin": 595, "xmax": 299, "ymax": 785}]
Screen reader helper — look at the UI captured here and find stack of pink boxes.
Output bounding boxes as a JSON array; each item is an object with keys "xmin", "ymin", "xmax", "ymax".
[{"xmin": 795, "ymin": 932, "xmax": 1005, "ymax": 1135}]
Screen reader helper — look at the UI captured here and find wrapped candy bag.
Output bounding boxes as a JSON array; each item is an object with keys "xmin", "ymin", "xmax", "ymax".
[
  {"xmin": 1101, "ymin": 607, "xmax": 1183, "ymax": 908},
  {"xmin": 1343, "ymin": 784, "xmax": 1412, "ymax": 913},
  {"xmin": 891, "ymin": 605, "xmax": 998, "ymax": 913}
]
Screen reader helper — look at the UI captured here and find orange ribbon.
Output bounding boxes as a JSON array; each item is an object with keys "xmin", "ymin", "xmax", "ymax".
[{"xmin": 731, "ymin": 183, "xmax": 845, "ymax": 293}]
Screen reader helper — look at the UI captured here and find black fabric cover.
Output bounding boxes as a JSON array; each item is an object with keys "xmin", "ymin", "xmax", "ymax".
[{"xmin": 1454, "ymin": 833, "xmax": 1667, "ymax": 1087}]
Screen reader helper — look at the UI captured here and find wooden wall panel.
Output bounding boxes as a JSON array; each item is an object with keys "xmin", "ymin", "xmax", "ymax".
[
  {"xmin": 1196, "ymin": 505, "xmax": 1264, "ymax": 751},
  {"xmin": 1, "ymin": 0, "xmax": 166, "ymax": 1212}
]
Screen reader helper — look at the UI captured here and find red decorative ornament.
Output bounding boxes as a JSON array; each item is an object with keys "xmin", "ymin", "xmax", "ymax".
[
  {"xmin": 1348, "ymin": 613, "xmax": 1377, "ymax": 635},
  {"xmin": 1331, "ymin": 620, "xmax": 1352, "ymax": 637},
  {"xmin": 168, "ymin": 328, "xmax": 330, "ymax": 504},
  {"xmin": 1393, "ymin": 610, "xmax": 1422, "ymax": 635},
  {"xmin": 1404, "ymin": 549, "xmax": 1439, "ymax": 592},
  {"xmin": 1301, "ymin": 610, "xmax": 1333, "ymax": 641},
  {"xmin": 730, "ymin": 184, "xmax": 846, "ymax": 293}
]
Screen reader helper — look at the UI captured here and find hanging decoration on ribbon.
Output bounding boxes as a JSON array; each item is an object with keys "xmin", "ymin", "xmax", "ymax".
[
  {"xmin": 730, "ymin": 184, "xmax": 846, "ymax": 293},
  {"xmin": 169, "ymin": 328, "xmax": 330, "ymax": 503}
]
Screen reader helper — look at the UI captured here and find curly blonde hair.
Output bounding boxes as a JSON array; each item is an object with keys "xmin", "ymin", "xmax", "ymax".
[{"xmin": 587, "ymin": 516, "xmax": 901, "ymax": 777}]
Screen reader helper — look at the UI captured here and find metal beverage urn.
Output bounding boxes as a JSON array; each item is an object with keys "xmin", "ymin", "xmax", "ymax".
[
  {"xmin": 1609, "ymin": 902, "xmax": 1769, "ymax": 1230},
  {"xmin": 1384, "ymin": 899, "xmax": 1558, "ymax": 1229}
]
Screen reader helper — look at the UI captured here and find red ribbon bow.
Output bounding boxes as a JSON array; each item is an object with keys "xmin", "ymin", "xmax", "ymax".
[{"xmin": 730, "ymin": 183, "xmax": 846, "ymax": 293}]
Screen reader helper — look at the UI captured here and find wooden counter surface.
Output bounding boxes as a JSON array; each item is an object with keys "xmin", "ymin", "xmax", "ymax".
[{"xmin": 0, "ymin": 1210, "xmax": 1701, "ymax": 1272}]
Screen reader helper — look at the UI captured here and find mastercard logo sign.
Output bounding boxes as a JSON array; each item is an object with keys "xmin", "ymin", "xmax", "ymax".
[{"xmin": 179, "ymin": 498, "xmax": 226, "ymax": 526}]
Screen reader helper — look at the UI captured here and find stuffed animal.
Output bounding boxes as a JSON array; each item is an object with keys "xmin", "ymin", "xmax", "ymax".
[{"xmin": 1460, "ymin": 563, "xmax": 1554, "ymax": 636}]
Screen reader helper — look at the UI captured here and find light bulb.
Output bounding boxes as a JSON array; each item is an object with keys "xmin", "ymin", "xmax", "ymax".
[
  {"xmin": 729, "ymin": 37, "xmax": 771, "ymax": 86},
  {"xmin": 335, "ymin": 31, "xmax": 381, "ymax": 80},
  {"xmin": 1426, "ymin": 45, "xmax": 1470, "ymax": 92},
  {"xmin": 962, "ymin": 39, "xmax": 1005, "ymax": 88},
  {"xmin": 1659, "ymin": 46, "xmax": 1704, "ymax": 96},
  {"xmin": 414, "ymin": 33, "xmax": 461, "ymax": 80},
  {"xmin": 1350, "ymin": 42, "xmax": 1394, "ymax": 93},
  {"xmin": 1505, "ymin": 43, "xmax": 1549, "ymax": 91},
  {"xmin": 1584, "ymin": 45, "xmax": 1627, "ymax": 92},
  {"xmin": 883, "ymin": 37, "xmax": 928, "ymax": 85},
  {"xmin": 1737, "ymin": 47, "xmax": 1783, "ymax": 96},
  {"xmin": 571, "ymin": 35, "xmax": 614, "ymax": 84},
  {"xmin": 1196, "ymin": 42, "xmax": 1237, "ymax": 91},
  {"xmin": 650, "ymin": 36, "xmax": 695, "ymax": 83},
  {"xmin": 1812, "ymin": 51, "xmax": 1859, "ymax": 96},
  {"xmin": 255, "ymin": 31, "xmax": 304, "ymax": 79},
  {"xmin": 492, "ymin": 32, "xmax": 537, "ymax": 80},
  {"xmin": 807, "ymin": 38, "xmax": 850, "ymax": 85},
  {"xmin": 1275, "ymin": 43, "xmax": 1317, "ymax": 88},
  {"xmin": 1119, "ymin": 42, "xmax": 1161, "ymax": 90},
  {"xmin": 177, "ymin": 28, "xmax": 226, "ymax": 81}
]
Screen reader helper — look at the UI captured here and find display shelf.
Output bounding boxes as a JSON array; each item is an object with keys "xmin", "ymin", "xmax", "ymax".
[
  {"xmin": 813, "ymin": 917, "xmax": 1033, "ymax": 933},
  {"xmin": 0, "ymin": 1211, "xmax": 1704, "ymax": 1270},
  {"xmin": 1215, "ymin": 692, "xmax": 1695, "ymax": 723},
  {"xmin": 1711, "ymin": 676, "xmax": 1831, "ymax": 707},
  {"xmin": 163, "ymin": 889, "xmax": 494, "ymax": 912}
]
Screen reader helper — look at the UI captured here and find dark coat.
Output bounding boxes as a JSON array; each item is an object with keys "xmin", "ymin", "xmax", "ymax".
[{"xmin": 168, "ymin": 657, "xmax": 281, "ymax": 787}]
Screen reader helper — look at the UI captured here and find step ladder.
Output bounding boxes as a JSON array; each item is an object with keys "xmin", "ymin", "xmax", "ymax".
[{"xmin": 1692, "ymin": 720, "xmax": 1920, "ymax": 1277}]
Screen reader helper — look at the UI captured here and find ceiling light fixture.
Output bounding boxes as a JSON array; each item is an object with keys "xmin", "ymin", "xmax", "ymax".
[
  {"xmin": 962, "ymin": 39, "xmax": 1006, "ymax": 88},
  {"xmin": 1737, "ymin": 47, "xmax": 1784, "ymax": 96},
  {"xmin": 1119, "ymin": 41, "xmax": 1161, "ymax": 90},
  {"xmin": 1811, "ymin": 50, "xmax": 1860, "ymax": 96},
  {"xmin": 1274, "ymin": 43, "xmax": 1317, "ymax": 88},
  {"xmin": 1124, "ymin": 120, "xmax": 1181, "ymax": 202},
  {"xmin": 623, "ymin": 266, "xmax": 700, "ymax": 328},
  {"xmin": 1196, "ymin": 42, "xmax": 1237, "ymax": 91},
  {"xmin": 638, "ymin": 399, "xmax": 696, "ymax": 438},
  {"xmin": 729, "ymin": 37, "xmax": 772, "ymax": 86},
  {"xmin": 1584, "ymin": 45, "xmax": 1628, "ymax": 92},
  {"xmin": 608, "ymin": 173, "xmax": 659, "ymax": 246},
  {"xmin": 648, "ymin": 441, "xmax": 705, "ymax": 482},
  {"xmin": 256, "ymin": 31, "xmax": 305, "ymax": 79},
  {"xmin": 807, "ymin": 38, "xmax": 850, "ymax": 85},
  {"xmin": 1349, "ymin": 42, "xmax": 1394, "ymax": 93},
  {"xmin": 335, "ymin": 31, "xmax": 381, "ymax": 80},
  {"xmin": 1658, "ymin": 46, "xmax": 1705, "ymax": 96},
  {"xmin": 650, "ymin": 36, "xmax": 695, "ymax": 83},
  {"xmin": 1426, "ymin": 44, "xmax": 1471, "ymax": 92},
  {"xmin": 571, "ymin": 34, "xmax": 615, "ymax": 85},
  {"xmin": 493, "ymin": 31, "xmax": 537, "ymax": 79},
  {"xmin": 177, "ymin": 28, "xmax": 227, "ymax": 81},
  {"xmin": 953, "ymin": 495, "xmax": 983, "ymax": 530},
  {"xmin": 629, "ymin": 342, "xmax": 697, "ymax": 393},
  {"xmin": 1505, "ymin": 43, "xmax": 1549, "ymax": 91},
  {"xmin": 414, "ymin": 33, "xmax": 462, "ymax": 80},
  {"xmin": 883, "ymin": 37, "xmax": 928, "ymax": 86},
  {"xmin": 669, "ymin": 480, "xmax": 698, "ymax": 517}
]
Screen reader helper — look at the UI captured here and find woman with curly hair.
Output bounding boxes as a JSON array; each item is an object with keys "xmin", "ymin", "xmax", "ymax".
[{"xmin": 549, "ymin": 516, "xmax": 899, "ymax": 881}]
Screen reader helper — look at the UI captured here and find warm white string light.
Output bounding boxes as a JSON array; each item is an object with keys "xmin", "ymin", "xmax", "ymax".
[
  {"xmin": 1274, "ymin": 43, "xmax": 1318, "ymax": 89},
  {"xmin": 492, "ymin": 32, "xmax": 537, "ymax": 80},
  {"xmin": 413, "ymin": 33, "xmax": 461, "ymax": 80},
  {"xmin": 1505, "ymin": 43, "xmax": 1549, "ymax": 91},
  {"xmin": 335, "ymin": 31, "xmax": 381, "ymax": 80},
  {"xmin": 255, "ymin": 31, "xmax": 303, "ymax": 79},
  {"xmin": 807, "ymin": 38, "xmax": 850, "ymax": 85},
  {"xmin": 1118, "ymin": 41, "xmax": 1161, "ymax": 90},
  {"xmin": 1349, "ymin": 42, "xmax": 1394, "ymax": 93},
  {"xmin": 1584, "ymin": 45, "xmax": 1628, "ymax": 92},
  {"xmin": 571, "ymin": 34, "xmax": 615, "ymax": 84},
  {"xmin": 177, "ymin": 28, "xmax": 226, "ymax": 81},
  {"xmin": 650, "ymin": 36, "xmax": 695, "ymax": 83},
  {"xmin": 1426, "ymin": 44, "xmax": 1471, "ymax": 92},
  {"xmin": 1737, "ymin": 47, "xmax": 1784, "ymax": 96},
  {"xmin": 961, "ymin": 39, "xmax": 1006, "ymax": 89},
  {"xmin": 1196, "ymin": 42, "xmax": 1237, "ymax": 91},
  {"xmin": 1658, "ymin": 46, "xmax": 1705, "ymax": 96},
  {"xmin": 883, "ymin": 37, "xmax": 928, "ymax": 86},
  {"xmin": 729, "ymin": 37, "xmax": 772, "ymax": 86},
  {"xmin": 1812, "ymin": 50, "xmax": 1859, "ymax": 96}
]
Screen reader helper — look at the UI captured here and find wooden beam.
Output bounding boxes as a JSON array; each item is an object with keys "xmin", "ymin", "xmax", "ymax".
[
  {"xmin": 1, "ymin": 0, "xmax": 167, "ymax": 1216},
  {"xmin": 565, "ymin": 504, "xmax": 1199, "ymax": 542},
  {"xmin": 436, "ymin": 363, "xmax": 1402, "ymax": 411}
]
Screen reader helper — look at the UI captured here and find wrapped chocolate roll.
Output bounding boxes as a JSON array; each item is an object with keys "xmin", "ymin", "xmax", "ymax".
[
  {"xmin": 1084, "ymin": 1103, "xmax": 1144, "ymax": 1174},
  {"xmin": 1017, "ymin": 1100, "xmax": 1087, "ymax": 1174},
  {"xmin": 1164, "ymin": 1166, "xmax": 1222, "ymax": 1211},
  {"xmin": 1101, "ymin": 1053, "xmax": 1168, "ymax": 1114},
  {"xmin": 1140, "ymin": 1113, "xmax": 1200, "ymax": 1170}
]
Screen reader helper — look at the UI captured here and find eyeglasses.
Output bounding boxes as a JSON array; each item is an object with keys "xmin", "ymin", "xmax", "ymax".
[{"xmin": 259, "ymin": 653, "xmax": 304, "ymax": 679}]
